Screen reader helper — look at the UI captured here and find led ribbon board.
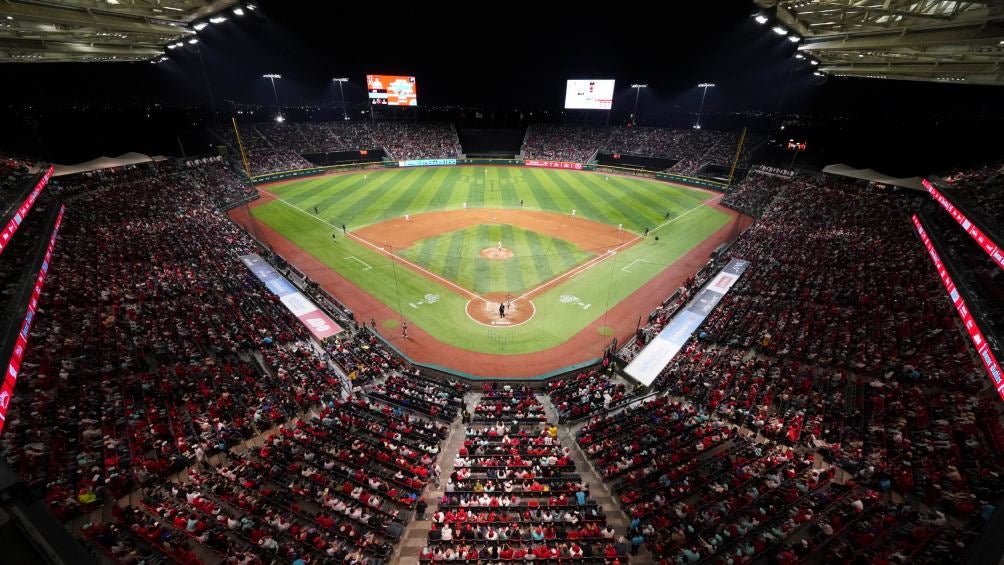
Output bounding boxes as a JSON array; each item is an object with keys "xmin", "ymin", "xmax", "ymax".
[
  {"xmin": 0, "ymin": 204, "xmax": 64, "ymax": 436},
  {"xmin": 0, "ymin": 165, "xmax": 54, "ymax": 257},
  {"xmin": 923, "ymin": 179, "xmax": 1004, "ymax": 271},
  {"xmin": 912, "ymin": 214, "xmax": 1004, "ymax": 400}
]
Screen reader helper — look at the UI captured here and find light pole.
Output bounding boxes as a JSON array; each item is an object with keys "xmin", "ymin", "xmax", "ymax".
[
  {"xmin": 694, "ymin": 83, "xmax": 716, "ymax": 129},
  {"xmin": 630, "ymin": 84, "xmax": 647, "ymax": 126},
  {"xmin": 332, "ymin": 78, "xmax": 349, "ymax": 120},
  {"xmin": 263, "ymin": 73, "xmax": 284, "ymax": 122}
]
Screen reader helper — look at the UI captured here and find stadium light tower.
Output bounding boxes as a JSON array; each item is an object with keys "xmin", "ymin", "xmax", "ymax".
[
  {"xmin": 694, "ymin": 83, "xmax": 716, "ymax": 129},
  {"xmin": 333, "ymin": 78, "xmax": 349, "ymax": 120},
  {"xmin": 263, "ymin": 73, "xmax": 284, "ymax": 122},
  {"xmin": 630, "ymin": 84, "xmax": 647, "ymax": 126}
]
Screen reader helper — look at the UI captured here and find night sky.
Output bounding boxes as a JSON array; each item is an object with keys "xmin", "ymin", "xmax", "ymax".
[{"xmin": 1, "ymin": 1, "xmax": 1000, "ymax": 172}]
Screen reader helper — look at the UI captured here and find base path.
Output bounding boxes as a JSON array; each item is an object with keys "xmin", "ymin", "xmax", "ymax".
[
  {"xmin": 352, "ymin": 208, "xmax": 632, "ymax": 252},
  {"xmin": 229, "ymin": 191, "xmax": 753, "ymax": 379}
]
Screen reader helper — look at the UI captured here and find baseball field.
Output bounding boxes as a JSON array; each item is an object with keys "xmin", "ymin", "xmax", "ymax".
[{"xmin": 232, "ymin": 165, "xmax": 741, "ymax": 377}]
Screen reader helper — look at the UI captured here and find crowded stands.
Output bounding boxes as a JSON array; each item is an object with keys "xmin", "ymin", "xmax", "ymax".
[
  {"xmin": 521, "ymin": 125, "xmax": 762, "ymax": 174},
  {"xmin": 212, "ymin": 121, "xmax": 462, "ymax": 175},
  {"xmin": 940, "ymin": 159, "xmax": 1004, "ymax": 228},
  {"xmin": 1, "ymin": 124, "xmax": 1001, "ymax": 565},
  {"xmin": 546, "ymin": 369, "xmax": 631, "ymax": 423},
  {"xmin": 425, "ymin": 419, "xmax": 630, "ymax": 563}
]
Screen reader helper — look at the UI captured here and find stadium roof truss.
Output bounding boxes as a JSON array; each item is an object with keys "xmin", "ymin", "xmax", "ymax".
[
  {"xmin": 754, "ymin": 1, "xmax": 1004, "ymax": 85},
  {"xmin": 0, "ymin": 0, "xmax": 238, "ymax": 63}
]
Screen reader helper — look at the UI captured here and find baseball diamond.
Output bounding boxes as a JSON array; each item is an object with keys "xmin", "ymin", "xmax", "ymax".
[{"xmin": 229, "ymin": 165, "xmax": 742, "ymax": 376}]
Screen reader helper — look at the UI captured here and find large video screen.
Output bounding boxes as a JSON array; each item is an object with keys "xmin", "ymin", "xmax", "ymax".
[
  {"xmin": 564, "ymin": 79, "xmax": 615, "ymax": 110},
  {"xmin": 367, "ymin": 74, "xmax": 418, "ymax": 106}
]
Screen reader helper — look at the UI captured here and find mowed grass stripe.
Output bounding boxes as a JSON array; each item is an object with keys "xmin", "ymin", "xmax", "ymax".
[
  {"xmin": 548, "ymin": 171, "xmax": 617, "ymax": 226},
  {"xmin": 609, "ymin": 176, "xmax": 707, "ymax": 219},
  {"xmin": 379, "ymin": 167, "xmax": 445, "ymax": 218},
  {"xmin": 529, "ymin": 169, "xmax": 578, "ymax": 215},
  {"xmin": 472, "ymin": 224, "xmax": 493, "ymax": 293},
  {"xmin": 524, "ymin": 170, "xmax": 564, "ymax": 214},
  {"xmin": 521, "ymin": 229, "xmax": 559, "ymax": 283},
  {"xmin": 352, "ymin": 168, "xmax": 433, "ymax": 222},
  {"xmin": 549, "ymin": 237, "xmax": 585, "ymax": 274},
  {"xmin": 308, "ymin": 171, "xmax": 401, "ymax": 226},
  {"xmin": 576, "ymin": 173, "xmax": 669, "ymax": 231},
  {"xmin": 290, "ymin": 172, "xmax": 375, "ymax": 211},
  {"xmin": 501, "ymin": 224, "xmax": 525, "ymax": 293},
  {"xmin": 440, "ymin": 226, "xmax": 470, "ymax": 283},
  {"xmin": 424, "ymin": 168, "xmax": 460, "ymax": 210}
]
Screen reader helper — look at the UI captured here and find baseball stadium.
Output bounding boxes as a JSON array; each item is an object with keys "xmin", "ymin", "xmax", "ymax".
[{"xmin": 0, "ymin": 2, "xmax": 1003, "ymax": 565}]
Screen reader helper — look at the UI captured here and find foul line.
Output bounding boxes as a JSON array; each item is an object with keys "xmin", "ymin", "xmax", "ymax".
[
  {"xmin": 258, "ymin": 187, "xmax": 488, "ymax": 303},
  {"xmin": 516, "ymin": 193, "xmax": 725, "ymax": 301}
]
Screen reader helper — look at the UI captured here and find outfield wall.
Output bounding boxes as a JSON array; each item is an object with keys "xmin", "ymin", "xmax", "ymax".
[{"xmin": 249, "ymin": 158, "xmax": 730, "ymax": 193}]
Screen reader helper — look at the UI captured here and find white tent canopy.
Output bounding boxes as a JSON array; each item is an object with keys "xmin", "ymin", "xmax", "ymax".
[
  {"xmin": 52, "ymin": 152, "xmax": 168, "ymax": 177},
  {"xmin": 821, "ymin": 163, "xmax": 925, "ymax": 191}
]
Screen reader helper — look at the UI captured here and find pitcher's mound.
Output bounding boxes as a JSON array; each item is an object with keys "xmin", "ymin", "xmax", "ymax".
[
  {"xmin": 466, "ymin": 292, "xmax": 535, "ymax": 327},
  {"xmin": 480, "ymin": 247, "xmax": 514, "ymax": 260}
]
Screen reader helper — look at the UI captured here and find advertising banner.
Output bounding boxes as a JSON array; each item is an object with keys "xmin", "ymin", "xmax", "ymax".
[
  {"xmin": 625, "ymin": 258, "xmax": 750, "ymax": 386},
  {"xmin": 240, "ymin": 254, "xmax": 343, "ymax": 341},
  {"xmin": 0, "ymin": 165, "xmax": 54, "ymax": 257}
]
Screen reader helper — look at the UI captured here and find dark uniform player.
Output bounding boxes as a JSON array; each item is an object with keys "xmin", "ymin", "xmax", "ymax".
[{"xmin": 499, "ymin": 303, "xmax": 506, "ymax": 318}]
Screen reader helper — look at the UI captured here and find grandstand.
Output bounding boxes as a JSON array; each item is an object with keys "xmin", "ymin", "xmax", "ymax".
[{"xmin": 0, "ymin": 2, "xmax": 1003, "ymax": 565}]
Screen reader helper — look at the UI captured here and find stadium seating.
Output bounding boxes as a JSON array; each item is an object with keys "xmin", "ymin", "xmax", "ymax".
[
  {"xmin": 0, "ymin": 154, "xmax": 35, "ymax": 208},
  {"xmin": 425, "ymin": 420, "xmax": 625, "ymax": 563},
  {"xmin": 472, "ymin": 383, "xmax": 547, "ymax": 424},
  {"xmin": 589, "ymin": 171, "xmax": 1004, "ymax": 561},
  {"xmin": 0, "ymin": 160, "xmax": 403, "ymax": 531},
  {"xmin": 212, "ymin": 121, "xmax": 462, "ymax": 175},
  {"xmin": 546, "ymin": 369, "xmax": 632, "ymax": 422},
  {"xmin": 940, "ymin": 159, "xmax": 1004, "ymax": 228},
  {"xmin": 521, "ymin": 125, "xmax": 763, "ymax": 173}
]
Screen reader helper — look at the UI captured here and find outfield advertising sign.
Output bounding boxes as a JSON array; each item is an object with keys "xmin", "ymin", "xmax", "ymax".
[
  {"xmin": 524, "ymin": 160, "xmax": 584, "ymax": 170},
  {"xmin": 625, "ymin": 258, "xmax": 750, "ymax": 386},
  {"xmin": 398, "ymin": 159, "xmax": 457, "ymax": 167},
  {"xmin": 912, "ymin": 215, "xmax": 1004, "ymax": 400},
  {"xmin": 240, "ymin": 254, "xmax": 343, "ymax": 341}
]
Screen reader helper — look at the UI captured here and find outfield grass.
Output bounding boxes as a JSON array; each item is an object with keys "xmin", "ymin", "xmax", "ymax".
[
  {"xmin": 252, "ymin": 166, "xmax": 732, "ymax": 355},
  {"xmin": 398, "ymin": 224, "xmax": 593, "ymax": 294},
  {"xmin": 267, "ymin": 166, "xmax": 709, "ymax": 234}
]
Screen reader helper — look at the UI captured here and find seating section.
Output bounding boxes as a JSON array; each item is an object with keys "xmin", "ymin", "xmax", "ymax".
[
  {"xmin": 721, "ymin": 170, "xmax": 795, "ymax": 218},
  {"xmin": 0, "ymin": 153, "xmax": 35, "ymax": 209},
  {"xmin": 941, "ymin": 159, "xmax": 1004, "ymax": 228},
  {"xmin": 546, "ymin": 369, "xmax": 630, "ymax": 422},
  {"xmin": 472, "ymin": 383, "xmax": 547, "ymax": 424},
  {"xmin": 0, "ymin": 161, "xmax": 399, "ymax": 524},
  {"xmin": 583, "ymin": 172, "xmax": 1004, "ymax": 561},
  {"xmin": 366, "ymin": 370, "xmax": 468, "ymax": 421},
  {"xmin": 425, "ymin": 421, "xmax": 628, "ymax": 562},
  {"xmin": 213, "ymin": 121, "xmax": 462, "ymax": 174},
  {"xmin": 521, "ymin": 125, "xmax": 763, "ymax": 173}
]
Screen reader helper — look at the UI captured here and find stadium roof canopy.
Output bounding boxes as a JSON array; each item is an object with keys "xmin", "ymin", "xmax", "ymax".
[
  {"xmin": 0, "ymin": 0, "xmax": 239, "ymax": 63},
  {"xmin": 753, "ymin": 0, "xmax": 1004, "ymax": 85}
]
